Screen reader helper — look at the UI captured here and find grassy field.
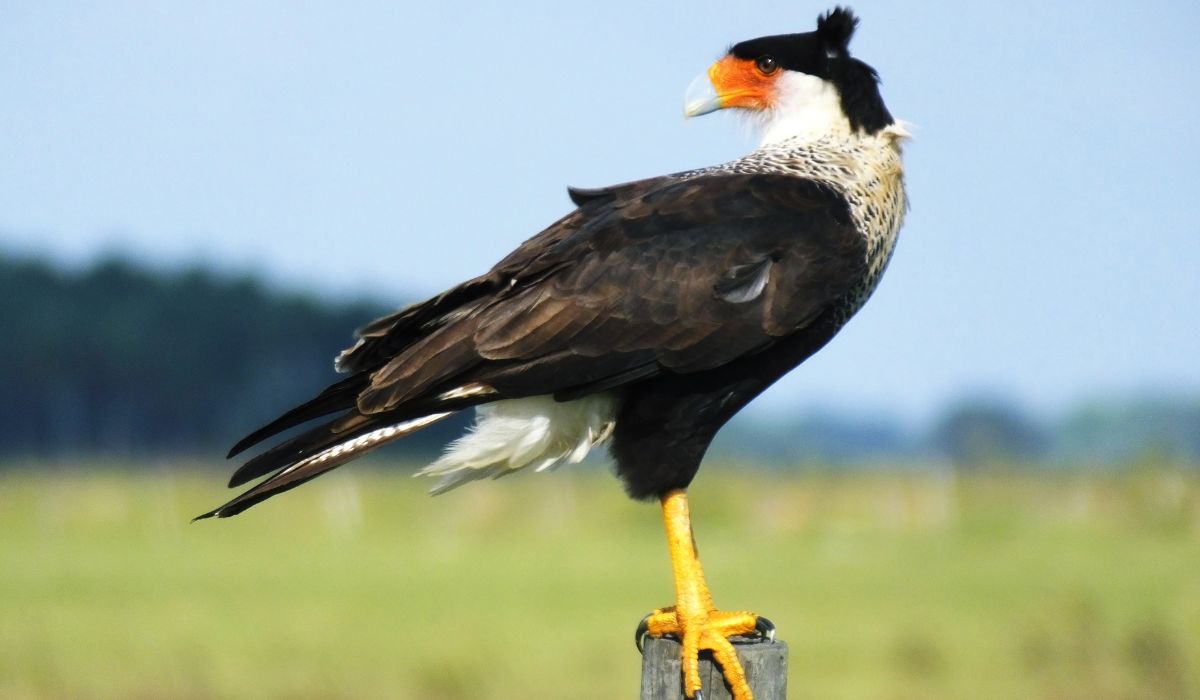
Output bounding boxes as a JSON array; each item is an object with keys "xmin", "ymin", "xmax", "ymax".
[{"xmin": 1, "ymin": 462, "xmax": 1197, "ymax": 699}]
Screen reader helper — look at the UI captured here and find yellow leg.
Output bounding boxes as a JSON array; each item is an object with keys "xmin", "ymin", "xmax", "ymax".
[{"xmin": 642, "ymin": 489, "xmax": 762, "ymax": 700}]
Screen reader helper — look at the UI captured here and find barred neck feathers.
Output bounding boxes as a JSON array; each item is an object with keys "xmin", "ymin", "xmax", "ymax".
[
  {"xmin": 754, "ymin": 122, "xmax": 910, "ymax": 185},
  {"xmin": 695, "ymin": 124, "xmax": 909, "ymax": 218},
  {"xmin": 690, "ymin": 124, "xmax": 909, "ymax": 303}
]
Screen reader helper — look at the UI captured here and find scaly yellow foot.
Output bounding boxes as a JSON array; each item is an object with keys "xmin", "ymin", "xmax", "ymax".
[{"xmin": 637, "ymin": 489, "xmax": 775, "ymax": 700}]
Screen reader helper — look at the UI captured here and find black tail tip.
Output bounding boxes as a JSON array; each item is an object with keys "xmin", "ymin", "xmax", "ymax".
[
  {"xmin": 226, "ymin": 438, "xmax": 253, "ymax": 459},
  {"xmin": 191, "ymin": 509, "xmax": 221, "ymax": 523}
]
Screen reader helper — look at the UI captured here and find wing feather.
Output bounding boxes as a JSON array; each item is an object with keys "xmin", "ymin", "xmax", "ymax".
[
  {"xmin": 204, "ymin": 172, "xmax": 865, "ymax": 518},
  {"xmin": 354, "ymin": 172, "xmax": 863, "ymax": 407}
]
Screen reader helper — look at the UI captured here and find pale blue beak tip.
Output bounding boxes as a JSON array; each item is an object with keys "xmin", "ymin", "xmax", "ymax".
[{"xmin": 683, "ymin": 73, "xmax": 722, "ymax": 119}]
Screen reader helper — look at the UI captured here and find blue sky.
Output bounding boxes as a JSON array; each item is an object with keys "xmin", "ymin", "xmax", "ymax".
[{"xmin": 2, "ymin": 1, "xmax": 1198, "ymax": 421}]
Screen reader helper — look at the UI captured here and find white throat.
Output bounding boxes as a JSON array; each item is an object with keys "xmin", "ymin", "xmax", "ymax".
[{"xmin": 757, "ymin": 72, "xmax": 851, "ymax": 147}]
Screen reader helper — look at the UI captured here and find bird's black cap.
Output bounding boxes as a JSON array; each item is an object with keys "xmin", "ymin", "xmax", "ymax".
[
  {"xmin": 731, "ymin": 7, "xmax": 893, "ymax": 134},
  {"xmin": 730, "ymin": 7, "xmax": 858, "ymax": 74}
]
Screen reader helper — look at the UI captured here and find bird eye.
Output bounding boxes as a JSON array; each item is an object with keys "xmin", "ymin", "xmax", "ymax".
[{"xmin": 755, "ymin": 55, "xmax": 778, "ymax": 75}]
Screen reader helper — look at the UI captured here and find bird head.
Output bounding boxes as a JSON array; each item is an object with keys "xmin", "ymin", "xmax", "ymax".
[{"xmin": 685, "ymin": 7, "xmax": 894, "ymax": 145}]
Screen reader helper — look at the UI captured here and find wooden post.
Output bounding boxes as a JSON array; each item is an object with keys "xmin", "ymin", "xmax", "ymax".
[{"xmin": 640, "ymin": 636, "xmax": 788, "ymax": 699}]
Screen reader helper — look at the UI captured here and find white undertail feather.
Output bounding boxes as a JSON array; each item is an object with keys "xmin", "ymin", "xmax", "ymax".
[
  {"xmin": 417, "ymin": 393, "xmax": 618, "ymax": 495},
  {"xmin": 283, "ymin": 412, "xmax": 451, "ymax": 476},
  {"xmin": 436, "ymin": 383, "xmax": 498, "ymax": 401}
]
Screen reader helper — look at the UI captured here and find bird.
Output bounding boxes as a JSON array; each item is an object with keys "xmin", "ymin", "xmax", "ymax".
[{"xmin": 198, "ymin": 7, "xmax": 907, "ymax": 699}]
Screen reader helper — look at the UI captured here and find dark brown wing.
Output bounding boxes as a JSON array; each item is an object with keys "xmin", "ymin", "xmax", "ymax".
[
  {"xmin": 200, "ymin": 172, "xmax": 864, "ymax": 519},
  {"xmin": 356, "ymin": 173, "xmax": 865, "ymax": 412}
]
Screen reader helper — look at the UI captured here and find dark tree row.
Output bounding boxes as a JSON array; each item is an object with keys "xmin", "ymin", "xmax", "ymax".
[{"xmin": 0, "ymin": 253, "xmax": 466, "ymax": 460}]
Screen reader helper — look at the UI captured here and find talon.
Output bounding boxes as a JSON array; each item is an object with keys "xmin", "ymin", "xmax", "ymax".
[
  {"xmin": 755, "ymin": 615, "xmax": 776, "ymax": 641},
  {"xmin": 694, "ymin": 691, "xmax": 703, "ymax": 700},
  {"xmin": 635, "ymin": 614, "xmax": 650, "ymax": 653}
]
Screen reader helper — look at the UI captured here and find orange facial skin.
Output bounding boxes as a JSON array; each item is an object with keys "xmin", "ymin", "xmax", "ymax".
[{"xmin": 708, "ymin": 54, "xmax": 780, "ymax": 111}]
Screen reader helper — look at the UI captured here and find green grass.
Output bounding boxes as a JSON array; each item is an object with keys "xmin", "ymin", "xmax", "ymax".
[{"xmin": 1, "ymin": 463, "xmax": 1198, "ymax": 699}]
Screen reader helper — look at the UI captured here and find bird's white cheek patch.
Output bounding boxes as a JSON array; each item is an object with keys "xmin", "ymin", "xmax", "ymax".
[
  {"xmin": 416, "ymin": 393, "xmax": 618, "ymax": 494},
  {"xmin": 758, "ymin": 72, "xmax": 851, "ymax": 146}
]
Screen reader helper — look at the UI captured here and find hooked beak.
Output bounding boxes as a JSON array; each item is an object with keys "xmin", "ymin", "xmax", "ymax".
[
  {"xmin": 684, "ymin": 72, "xmax": 723, "ymax": 118},
  {"xmin": 683, "ymin": 55, "xmax": 776, "ymax": 119}
]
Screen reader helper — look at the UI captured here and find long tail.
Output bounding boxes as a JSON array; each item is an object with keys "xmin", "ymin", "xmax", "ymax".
[
  {"xmin": 194, "ymin": 411, "xmax": 452, "ymax": 520},
  {"xmin": 196, "ymin": 383, "xmax": 495, "ymax": 520},
  {"xmin": 197, "ymin": 274, "xmax": 511, "ymax": 520}
]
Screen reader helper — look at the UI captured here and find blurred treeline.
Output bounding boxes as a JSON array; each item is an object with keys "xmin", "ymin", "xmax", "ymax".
[
  {"xmin": 0, "ymin": 251, "xmax": 466, "ymax": 460},
  {"xmin": 712, "ymin": 396, "xmax": 1200, "ymax": 469},
  {"xmin": 2, "ymin": 251, "xmax": 1198, "ymax": 467}
]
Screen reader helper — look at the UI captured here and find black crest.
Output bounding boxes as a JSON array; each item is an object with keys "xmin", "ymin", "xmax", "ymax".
[
  {"xmin": 816, "ymin": 7, "xmax": 858, "ymax": 58},
  {"xmin": 729, "ymin": 7, "xmax": 893, "ymax": 134}
]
